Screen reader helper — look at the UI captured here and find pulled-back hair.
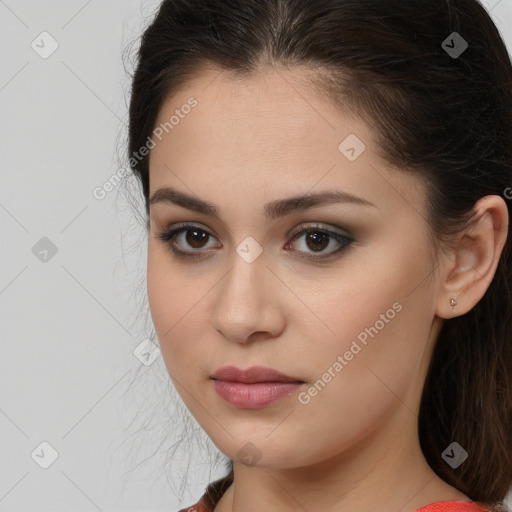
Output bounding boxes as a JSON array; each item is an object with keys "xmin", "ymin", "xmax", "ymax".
[{"xmin": 128, "ymin": 0, "xmax": 512, "ymax": 505}]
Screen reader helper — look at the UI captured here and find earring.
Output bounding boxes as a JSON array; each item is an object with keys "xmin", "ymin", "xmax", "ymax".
[{"xmin": 450, "ymin": 298, "xmax": 458, "ymax": 307}]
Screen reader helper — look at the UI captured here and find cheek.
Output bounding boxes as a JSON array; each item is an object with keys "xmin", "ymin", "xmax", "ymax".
[
  {"xmin": 147, "ymin": 247, "xmax": 174, "ymax": 336},
  {"xmin": 147, "ymin": 245, "xmax": 200, "ymax": 367},
  {"xmin": 269, "ymin": 299, "xmax": 426, "ymax": 466},
  {"xmin": 296, "ymin": 247, "xmax": 433, "ymax": 402}
]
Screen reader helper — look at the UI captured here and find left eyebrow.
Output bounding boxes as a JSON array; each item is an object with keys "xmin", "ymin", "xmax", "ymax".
[{"xmin": 149, "ymin": 186, "xmax": 377, "ymax": 221}]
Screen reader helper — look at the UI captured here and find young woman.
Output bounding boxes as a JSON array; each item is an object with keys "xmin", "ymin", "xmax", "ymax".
[{"xmin": 127, "ymin": 0, "xmax": 512, "ymax": 510}]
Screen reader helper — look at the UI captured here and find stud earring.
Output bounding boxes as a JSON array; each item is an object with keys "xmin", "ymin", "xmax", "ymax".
[{"xmin": 450, "ymin": 298, "xmax": 458, "ymax": 307}]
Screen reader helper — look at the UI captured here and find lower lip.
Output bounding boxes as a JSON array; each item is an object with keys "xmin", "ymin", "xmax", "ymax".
[{"xmin": 212, "ymin": 380, "xmax": 303, "ymax": 409}]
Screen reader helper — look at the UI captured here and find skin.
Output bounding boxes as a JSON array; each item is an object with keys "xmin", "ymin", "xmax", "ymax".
[{"xmin": 146, "ymin": 64, "xmax": 509, "ymax": 512}]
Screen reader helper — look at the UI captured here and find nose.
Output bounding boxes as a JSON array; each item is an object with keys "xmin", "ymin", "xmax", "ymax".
[{"xmin": 210, "ymin": 250, "xmax": 286, "ymax": 344}]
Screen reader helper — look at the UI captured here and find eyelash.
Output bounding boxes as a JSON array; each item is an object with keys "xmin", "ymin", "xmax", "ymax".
[{"xmin": 155, "ymin": 222, "xmax": 355, "ymax": 261}]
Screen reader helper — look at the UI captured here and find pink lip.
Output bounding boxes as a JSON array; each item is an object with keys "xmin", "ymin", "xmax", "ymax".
[
  {"xmin": 211, "ymin": 365, "xmax": 303, "ymax": 383},
  {"xmin": 210, "ymin": 366, "xmax": 305, "ymax": 409},
  {"xmin": 212, "ymin": 381, "xmax": 303, "ymax": 409}
]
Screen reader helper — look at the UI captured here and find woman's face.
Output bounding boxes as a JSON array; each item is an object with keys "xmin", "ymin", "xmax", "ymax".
[{"xmin": 147, "ymin": 65, "xmax": 444, "ymax": 469}]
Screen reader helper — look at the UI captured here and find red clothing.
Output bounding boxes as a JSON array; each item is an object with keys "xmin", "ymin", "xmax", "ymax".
[
  {"xmin": 177, "ymin": 472, "xmax": 497, "ymax": 512},
  {"xmin": 416, "ymin": 503, "xmax": 494, "ymax": 511}
]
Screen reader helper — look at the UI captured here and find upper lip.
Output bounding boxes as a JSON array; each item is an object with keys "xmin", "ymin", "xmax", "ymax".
[{"xmin": 211, "ymin": 365, "xmax": 304, "ymax": 383}]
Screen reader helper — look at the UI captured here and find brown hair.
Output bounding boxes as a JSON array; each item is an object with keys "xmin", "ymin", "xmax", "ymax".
[{"xmin": 128, "ymin": 0, "xmax": 512, "ymax": 505}]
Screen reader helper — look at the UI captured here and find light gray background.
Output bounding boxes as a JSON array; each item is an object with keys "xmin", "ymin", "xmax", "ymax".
[{"xmin": 1, "ymin": 1, "xmax": 511, "ymax": 511}]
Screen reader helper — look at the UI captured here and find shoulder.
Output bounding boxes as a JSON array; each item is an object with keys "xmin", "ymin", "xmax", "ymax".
[
  {"xmin": 175, "ymin": 470, "xmax": 234, "ymax": 512},
  {"xmin": 176, "ymin": 504, "xmax": 210, "ymax": 512},
  {"xmin": 416, "ymin": 500, "xmax": 507, "ymax": 512}
]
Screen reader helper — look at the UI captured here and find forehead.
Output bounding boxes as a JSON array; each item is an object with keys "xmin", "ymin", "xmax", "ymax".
[
  {"xmin": 155, "ymin": 66, "xmax": 354, "ymax": 143},
  {"xmin": 148, "ymin": 64, "xmax": 427, "ymax": 216}
]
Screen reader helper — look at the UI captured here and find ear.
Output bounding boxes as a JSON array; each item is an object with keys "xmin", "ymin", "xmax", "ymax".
[{"xmin": 436, "ymin": 195, "xmax": 509, "ymax": 319}]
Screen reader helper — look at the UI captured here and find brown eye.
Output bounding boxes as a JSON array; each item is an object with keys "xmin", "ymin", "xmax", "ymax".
[
  {"xmin": 285, "ymin": 224, "xmax": 354, "ymax": 260},
  {"xmin": 155, "ymin": 223, "xmax": 220, "ymax": 258},
  {"xmin": 304, "ymin": 231, "xmax": 330, "ymax": 252},
  {"xmin": 184, "ymin": 228, "xmax": 210, "ymax": 249}
]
